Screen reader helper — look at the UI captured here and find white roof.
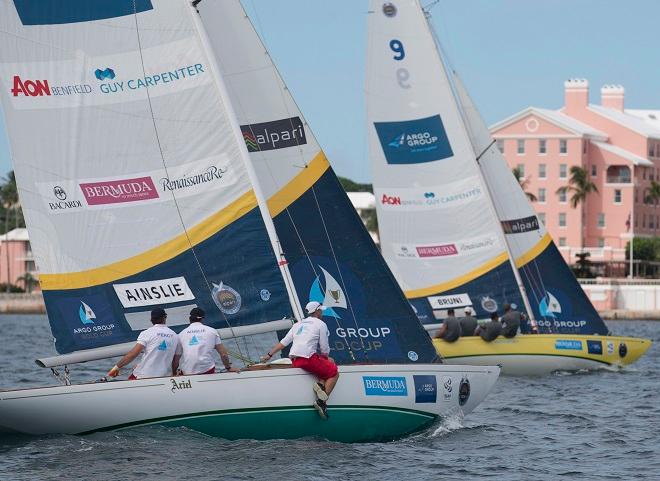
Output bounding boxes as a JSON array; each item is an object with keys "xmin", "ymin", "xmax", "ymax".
[
  {"xmin": 490, "ymin": 107, "xmax": 608, "ymax": 139},
  {"xmin": 1, "ymin": 228, "xmax": 29, "ymax": 242},
  {"xmin": 588, "ymin": 105, "xmax": 660, "ymax": 140},
  {"xmin": 347, "ymin": 192, "xmax": 376, "ymax": 210},
  {"xmin": 591, "ymin": 141, "xmax": 653, "ymax": 167},
  {"xmin": 625, "ymin": 109, "xmax": 660, "ymax": 132}
]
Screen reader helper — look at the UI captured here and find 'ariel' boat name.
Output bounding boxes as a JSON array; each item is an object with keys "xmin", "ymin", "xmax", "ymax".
[{"xmin": 171, "ymin": 378, "xmax": 192, "ymax": 393}]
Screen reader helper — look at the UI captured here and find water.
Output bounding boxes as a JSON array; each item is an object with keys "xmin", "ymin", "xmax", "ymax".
[{"xmin": 0, "ymin": 316, "xmax": 658, "ymax": 481}]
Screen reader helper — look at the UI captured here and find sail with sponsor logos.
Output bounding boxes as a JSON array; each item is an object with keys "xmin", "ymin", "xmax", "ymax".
[
  {"xmin": 366, "ymin": 0, "xmax": 526, "ymax": 326},
  {"xmin": 199, "ymin": 0, "xmax": 438, "ymax": 364},
  {"xmin": 366, "ymin": 0, "xmax": 609, "ymax": 335},
  {"xmin": 0, "ymin": 0, "xmax": 301, "ymax": 356}
]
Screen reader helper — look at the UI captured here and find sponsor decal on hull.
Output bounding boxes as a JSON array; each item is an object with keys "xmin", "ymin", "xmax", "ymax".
[
  {"xmin": 363, "ymin": 376, "xmax": 408, "ymax": 396},
  {"xmin": 413, "ymin": 375, "xmax": 437, "ymax": 403},
  {"xmin": 555, "ymin": 340, "xmax": 583, "ymax": 351}
]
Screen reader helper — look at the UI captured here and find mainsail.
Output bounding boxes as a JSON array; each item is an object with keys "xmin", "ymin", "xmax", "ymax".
[
  {"xmin": 199, "ymin": 0, "xmax": 438, "ymax": 364},
  {"xmin": 366, "ymin": 0, "xmax": 608, "ymax": 335},
  {"xmin": 365, "ymin": 0, "xmax": 524, "ymax": 324},
  {"xmin": 0, "ymin": 0, "xmax": 295, "ymax": 354}
]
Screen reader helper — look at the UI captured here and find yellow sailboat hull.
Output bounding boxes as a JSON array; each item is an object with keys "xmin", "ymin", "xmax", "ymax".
[{"xmin": 434, "ymin": 334, "xmax": 652, "ymax": 376}]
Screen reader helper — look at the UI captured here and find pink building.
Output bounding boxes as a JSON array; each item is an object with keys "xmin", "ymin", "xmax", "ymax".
[
  {"xmin": 0, "ymin": 228, "xmax": 39, "ymax": 291},
  {"xmin": 491, "ymin": 79, "xmax": 660, "ymax": 264}
]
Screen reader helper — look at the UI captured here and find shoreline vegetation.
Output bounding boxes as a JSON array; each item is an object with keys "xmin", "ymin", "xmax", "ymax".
[{"xmin": 0, "ymin": 293, "xmax": 657, "ymax": 320}]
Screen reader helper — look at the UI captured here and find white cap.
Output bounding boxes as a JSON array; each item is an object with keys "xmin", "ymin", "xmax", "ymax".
[{"xmin": 305, "ymin": 301, "xmax": 326, "ymax": 315}]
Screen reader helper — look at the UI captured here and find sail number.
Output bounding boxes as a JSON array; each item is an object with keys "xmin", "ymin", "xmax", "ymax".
[{"xmin": 389, "ymin": 39, "xmax": 410, "ymax": 89}]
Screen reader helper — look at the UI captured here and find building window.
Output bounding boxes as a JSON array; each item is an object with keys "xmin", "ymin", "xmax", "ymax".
[
  {"xmin": 643, "ymin": 214, "xmax": 646, "ymax": 228},
  {"xmin": 559, "ymin": 164, "xmax": 567, "ymax": 178},
  {"xmin": 517, "ymin": 139, "xmax": 525, "ymax": 154},
  {"xmin": 559, "ymin": 212, "xmax": 566, "ymax": 227},
  {"xmin": 583, "ymin": 142, "xmax": 588, "ymax": 154},
  {"xmin": 517, "ymin": 163, "xmax": 525, "ymax": 177},
  {"xmin": 538, "ymin": 188, "xmax": 546, "ymax": 203},
  {"xmin": 598, "ymin": 238, "xmax": 605, "ymax": 248},
  {"xmin": 651, "ymin": 217, "xmax": 656, "ymax": 229},
  {"xmin": 539, "ymin": 139, "xmax": 547, "ymax": 154},
  {"xmin": 559, "ymin": 237, "xmax": 566, "ymax": 246},
  {"xmin": 606, "ymin": 165, "xmax": 631, "ymax": 183},
  {"xmin": 591, "ymin": 164, "xmax": 597, "ymax": 177},
  {"xmin": 558, "ymin": 189, "xmax": 567, "ymax": 203},
  {"xmin": 538, "ymin": 213, "xmax": 546, "ymax": 225},
  {"xmin": 497, "ymin": 139, "xmax": 504, "ymax": 153},
  {"xmin": 560, "ymin": 139, "xmax": 568, "ymax": 154},
  {"xmin": 649, "ymin": 143, "xmax": 655, "ymax": 158},
  {"xmin": 539, "ymin": 163, "xmax": 546, "ymax": 179},
  {"xmin": 598, "ymin": 213, "xmax": 605, "ymax": 228},
  {"xmin": 614, "ymin": 189, "xmax": 622, "ymax": 204},
  {"xmin": 643, "ymin": 168, "xmax": 647, "ymax": 180}
]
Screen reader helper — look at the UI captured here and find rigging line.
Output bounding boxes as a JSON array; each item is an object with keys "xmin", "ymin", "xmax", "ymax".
[{"xmin": 130, "ymin": 1, "xmax": 245, "ymax": 358}]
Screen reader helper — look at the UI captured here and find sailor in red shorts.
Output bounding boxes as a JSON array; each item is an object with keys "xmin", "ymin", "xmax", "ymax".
[{"xmin": 262, "ymin": 301, "xmax": 339, "ymax": 419}]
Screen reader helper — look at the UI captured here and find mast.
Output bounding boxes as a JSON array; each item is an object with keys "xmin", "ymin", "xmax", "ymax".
[
  {"xmin": 187, "ymin": 1, "xmax": 304, "ymax": 321},
  {"xmin": 419, "ymin": 3, "xmax": 537, "ymax": 322}
]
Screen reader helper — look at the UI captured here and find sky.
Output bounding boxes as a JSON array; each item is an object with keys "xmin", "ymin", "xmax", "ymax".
[{"xmin": 0, "ymin": 0, "xmax": 659, "ymax": 182}]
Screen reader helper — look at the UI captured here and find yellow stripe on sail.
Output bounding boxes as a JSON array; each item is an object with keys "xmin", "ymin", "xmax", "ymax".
[
  {"xmin": 267, "ymin": 151, "xmax": 330, "ymax": 217},
  {"xmin": 515, "ymin": 233, "xmax": 552, "ymax": 268},
  {"xmin": 40, "ymin": 190, "xmax": 259, "ymax": 291},
  {"xmin": 404, "ymin": 252, "xmax": 509, "ymax": 299}
]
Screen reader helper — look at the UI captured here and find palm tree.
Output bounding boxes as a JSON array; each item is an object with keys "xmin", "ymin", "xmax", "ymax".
[
  {"xmin": 645, "ymin": 180, "xmax": 660, "ymax": 205},
  {"xmin": 512, "ymin": 167, "xmax": 537, "ymax": 202},
  {"xmin": 16, "ymin": 272, "xmax": 38, "ymax": 294},
  {"xmin": 556, "ymin": 166, "xmax": 598, "ymax": 253},
  {"xmin": 0, "ymin": 171, "xmax": 23, "ymax": 293}
]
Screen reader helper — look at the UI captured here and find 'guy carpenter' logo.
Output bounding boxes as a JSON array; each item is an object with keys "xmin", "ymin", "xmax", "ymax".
[
  {"xmin": 80, "ymin": 176, "xmax": 159, "ymax": 205},
  {"xmin": 374, "ymin": 115, "xmax": 453, "ymax": 165},
  {"xmin": 94, "ymin": 68, "xmax": 115, "ymax": 81}
]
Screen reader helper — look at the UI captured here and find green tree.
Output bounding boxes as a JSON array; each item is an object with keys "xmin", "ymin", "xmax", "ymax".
[
  {"xmin": 556, "ymin": 166, "xmax": 598, "ymax": 252},
  {"xmin": 16, "ymin": 272, "xmax": 38, "ymax": 294},
  {"xmin": 512, "ymin": 167, "xmax": 537, "ymax": 202},
  {"xmin": 338, "ymin": 176, "xmax": 373, "ymax": 193}
]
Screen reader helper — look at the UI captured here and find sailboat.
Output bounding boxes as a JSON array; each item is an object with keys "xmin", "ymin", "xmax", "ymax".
[
  {"xmin": 0, "ymin": 0, "xmax": 499, "ymax": 439},
  {"xmin": 365, "ymin": 0, "xmax": 651, "ymax": 375}
]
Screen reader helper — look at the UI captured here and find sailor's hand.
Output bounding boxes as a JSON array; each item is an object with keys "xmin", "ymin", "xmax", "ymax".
[
  {"xmin": 260, "ymin": 353, "xmax": 272, "ymax": 362},
  {"xmin": 107, "ymin": 365, "xmax": 120, "ymax": 378}
]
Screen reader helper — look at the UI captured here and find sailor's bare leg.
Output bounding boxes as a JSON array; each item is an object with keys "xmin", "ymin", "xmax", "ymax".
[{"xmin": 323, "ymin": 373, "xmax": 339, "ymax": 396}]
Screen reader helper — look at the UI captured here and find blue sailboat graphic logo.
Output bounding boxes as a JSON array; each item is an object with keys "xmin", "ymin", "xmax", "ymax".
[
  {"xmin": 539, "ymin": 291, "xmax": 562, "ymax": 318},
  {"xmin": 309, "ymin": 266, "xmax": 347, "ymax": 319},
  {"xmin": 78, "ymin": 301, "xmax": 96, "ymax": 325}
]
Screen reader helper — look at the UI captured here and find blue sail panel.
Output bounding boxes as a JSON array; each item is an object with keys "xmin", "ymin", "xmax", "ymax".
[
  {"xmin": 519, "ymin": 240, "xmax": 609, "ymax": 335},
  {"xmin": 44, "ymin": 208, "xmax": 293, "ymax": 354},
  {"xmin": 13, "ymin": 0, "xmax": 153, "ymax": 25},
  {"xmin": 408, "ymin": 259, "xmax": 527, "ymax": 325},
  {"xmin": 274, "ymin": 168, "xmax": 439, "ymax": 365}
]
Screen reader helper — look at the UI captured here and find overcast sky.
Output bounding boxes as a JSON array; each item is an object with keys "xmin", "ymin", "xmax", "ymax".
[{"xmin": 0, "ymin": 0, "xmax": 658, "ymax": 182}]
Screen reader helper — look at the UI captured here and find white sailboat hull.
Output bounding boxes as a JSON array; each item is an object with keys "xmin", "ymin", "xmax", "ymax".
[{"xmin": 0, "ymin": 364, "xmax": 499, "ymax": 442}]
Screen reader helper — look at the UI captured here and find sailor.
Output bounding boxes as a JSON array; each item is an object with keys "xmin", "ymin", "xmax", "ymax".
[
  {"xmin": 176, "ymin": 307, "xmax": 239, "ymax": 375},
  {"xmin": 434, "ymin": 308, "xmax": 461, "ymax": 342},
  {"xmin": 475, "ymin": 312, "xmax": 502, "ymax": 342},
  {"xmin": 261, "ymin": 301, "xmax": 339, "ymax": 420},
  {"xmin": 500, "ymin": 303, "xmax": 521, "ymax": 338},
  {"xmin": 107, "ymin": 308, "xmax": 181, "ymax": 380},
  {"xmin": 459, "ymin": 307, "xmax": 478, "ymax": 337}
]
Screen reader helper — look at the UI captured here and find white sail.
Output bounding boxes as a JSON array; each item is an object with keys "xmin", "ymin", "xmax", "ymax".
[{"xmin": 365, "ymin": 0, "xmax": 523, "ymax": 321}]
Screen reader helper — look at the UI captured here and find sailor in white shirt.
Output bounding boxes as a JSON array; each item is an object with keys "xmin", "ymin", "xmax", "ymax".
[
  {"xmin": 107, "ymin": 308, "xmax": 180, "ymax": 380},
  {"xmin": 262, "ymin": 301, "xmax": 339, "ymax": 419},
  {"xmin": 177, "ymin": 307, "xmax": 239, "ymax": 375}
]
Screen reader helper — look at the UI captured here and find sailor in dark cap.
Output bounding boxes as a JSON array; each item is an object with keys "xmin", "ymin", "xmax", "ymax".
[
  {"xmin": 107, "ymin": 307, "xmax": 181, "ymax": 380},
  {"xmin": 177, "ymin": 307, "xmax": 239, "ymax": 375}
]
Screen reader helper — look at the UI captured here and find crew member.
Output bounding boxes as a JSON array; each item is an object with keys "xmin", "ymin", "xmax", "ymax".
[
  {"xmin": 500, "ymin": 303, "xmax": 521, "ymax": 338},
  {"xmin": 177, "ymin": 307, "xmax": 240, "ymax": 375},
  {"xmin": 261, "ymin": 301, "xmax": 339, "ymax": 420},
  {"xmin": 475, "ymin": 312, "xmax": 502, "ymax": 342},
  {"xmin": 107, "ymin": 308, "xmax": 180, "ymax": 380},
  {"xmin": 434, "ymin": 308, "xmax": 461, "ymax": 342},
  {"xmin": 459, "ymin": 307, "xmax": 478, "ymax": 337}
]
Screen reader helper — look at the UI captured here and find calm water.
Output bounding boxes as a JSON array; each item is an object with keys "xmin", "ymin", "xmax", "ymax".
[{"xmin": 0, "ymin": 315, "xmax": 658, "ymax": 481}]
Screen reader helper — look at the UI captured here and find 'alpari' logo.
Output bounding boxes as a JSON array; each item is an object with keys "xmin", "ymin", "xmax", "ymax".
[
  {"xmin": 94, "ymin": 68, "xmax": 115, "ymax": 81},
  {"xmin": 539, "ymin": 291, "xmax": 562, "ymax": 318},
  {"xmin": 79, "ymin": 301, "xmax": 96, "ymax": 325}
]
